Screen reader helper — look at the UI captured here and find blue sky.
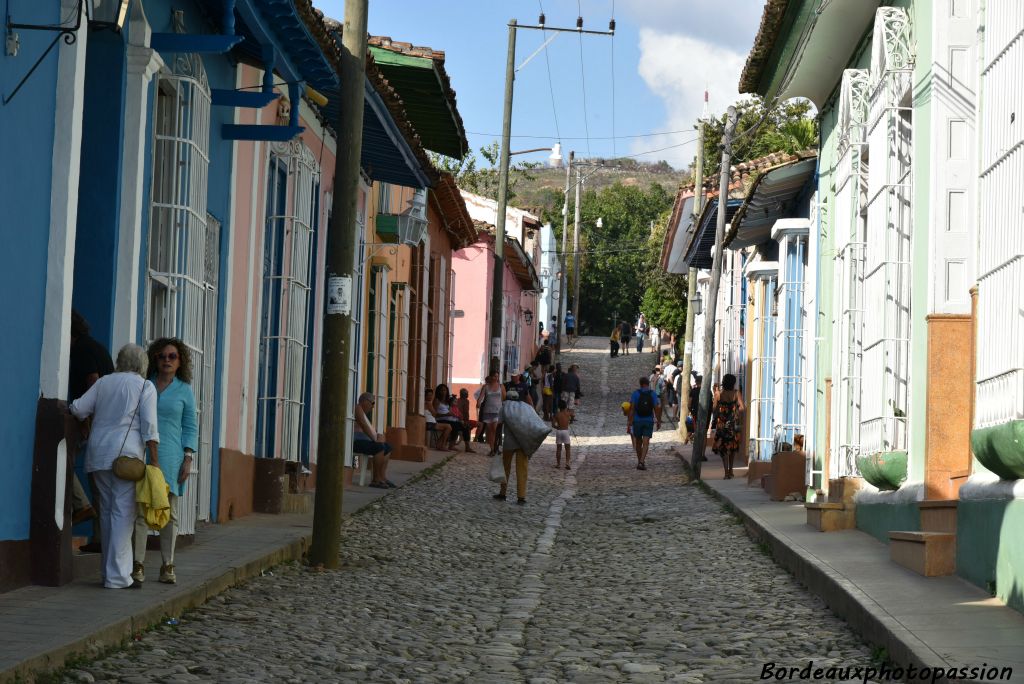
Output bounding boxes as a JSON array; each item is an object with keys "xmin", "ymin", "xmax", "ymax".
[{"xmin": 315, "ymin": 1, "xmax": 764, "ymax": 169}]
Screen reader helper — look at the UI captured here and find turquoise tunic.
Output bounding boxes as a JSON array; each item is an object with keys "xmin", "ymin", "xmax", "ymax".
[{"xmin": 150, "ymin": 377, "xmax": 199, "ymax": 497}]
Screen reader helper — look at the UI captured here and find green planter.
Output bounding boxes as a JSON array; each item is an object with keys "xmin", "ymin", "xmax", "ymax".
[
  {"xmin": 971, "ymin": 420, "xmax": 1024, "ymax": 480},
  {"xmin": 856, "ymin": 451, "xmax": 908, "ymax": 491}
]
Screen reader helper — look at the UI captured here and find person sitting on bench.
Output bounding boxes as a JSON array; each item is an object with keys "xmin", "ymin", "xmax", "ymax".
[{"xmin": 353, "ymin": 392, "xmax": 394, "ymax": 488}]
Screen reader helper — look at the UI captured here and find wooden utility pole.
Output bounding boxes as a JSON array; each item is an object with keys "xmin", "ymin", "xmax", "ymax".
[
  {"xmin": 309, "ymin": 0, "xmax": 368, "ymax": 568},
  {"xmin": 556, "ymin": 150, "xmax": 574, "ymax": 359},
  {"xmin": 678, "ymin": 117, "xmax": 705, "ymax": 439},
  {"xmin": 691, "ymin": 106, "xmax": 738, "ymax": 480},
  {"xmin": 571, "ymin": 167, "xmax": 582, "ymax": 327},
  {"xmin": 488, "ymin": 19, "xmax": 518, "ymax": 379}
]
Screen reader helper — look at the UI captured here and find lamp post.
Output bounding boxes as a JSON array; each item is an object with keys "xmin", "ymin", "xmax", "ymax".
[{"xmin": 489, "ymin": 15, "xmax": 613, "ymax": 379}]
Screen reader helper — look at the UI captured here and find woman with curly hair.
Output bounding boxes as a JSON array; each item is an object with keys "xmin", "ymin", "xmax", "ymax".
[{"xmin": 132, "ymin": 338, "xmax": 197, "ymax": 585}]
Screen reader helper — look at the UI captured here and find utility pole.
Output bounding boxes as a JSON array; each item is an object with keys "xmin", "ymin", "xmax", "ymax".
[
  {"xmin": 309, "ymin": 0, "xmax": 368, "ymax": 568},
  {"xmin": 691, "ymin": 106, "xmax": 738, "ymax": 480},
  {"xmin": 571, "ymin": 166, "xmax": 582, "ymax": 329},
  {"xmin": 488, "ymin": 19, "xmax": 518, "ymax": 379},
  {"xmin": 557, "ymin": 150, "xmax": 574, "ymax": 359},
  {"xmin": 678, "ymin": 117, "xmax": 705, "ymax": 439}
]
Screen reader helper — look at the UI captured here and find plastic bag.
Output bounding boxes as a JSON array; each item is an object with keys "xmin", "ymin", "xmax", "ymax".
[
  {"xmin": 501, "ymin": 401, "xmax": 553, "ymax": 457},
  {"xmin": 488, "ymin": 452, "xmax": 507, "ymax": 483}
]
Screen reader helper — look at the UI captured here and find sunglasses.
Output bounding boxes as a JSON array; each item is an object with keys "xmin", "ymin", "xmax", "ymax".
[{"xmin": 157, "ymin": 352, "xmax": 179, "ymax": 361}]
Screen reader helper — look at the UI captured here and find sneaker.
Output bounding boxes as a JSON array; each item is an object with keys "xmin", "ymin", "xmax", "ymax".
[
  {"xmin": 159, "ymin": 564, "xmax": 176, "ymax": 584},
  {"xmin": 131, "ymin": 562, "xmax": 144, "ymax": 583}
]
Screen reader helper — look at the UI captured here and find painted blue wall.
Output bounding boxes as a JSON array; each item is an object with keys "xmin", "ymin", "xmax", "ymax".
[
  {"xmin": 73, "ymin": 29, "xmax": 128, "ymax": 350},
  {"xmin": 0, "ymin": 2, "xmax": 62, "ymax": 541}
]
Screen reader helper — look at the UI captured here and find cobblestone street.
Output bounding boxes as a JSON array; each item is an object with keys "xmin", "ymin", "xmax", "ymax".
[{"xmin": 68, "ymin": 338, "xmax": 875, "ymax": 683}]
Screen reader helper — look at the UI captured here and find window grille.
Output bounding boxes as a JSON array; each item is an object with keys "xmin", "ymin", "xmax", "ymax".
[
  {"xmin": 775, "ymin": 234, "xmax": 807, "ymax": 447},
  {"xmin": 255, "ymin": 141, "xmax": 320, "ymax": 461},
  {"xmin": 428, "ymin": 255, "xmax": 446, "ymax": 388},
  {"xmin": 145, "ymin": 50, "xmax": 213, "ymax": 536},
  {"xmin": 750, "ymin": 275, "xmax": 778, "ymax": 461},
  {"xmin": 976, "ymin": 1, "xmax": 1024, "ymax": 428},
  {"xmin": 387, "ymin": 284, "xmax": 409, "ymax": 427},
  {"xmin": 860, "ymin": 7, "xmax": 914, "ymax": 457},
  {"xmin": 830, "ymin": 69, "xmax": 870, "ymax": 478},
  {"xmin": 367, "ymin": 265, "xmax": 390, "ymax": 434}
]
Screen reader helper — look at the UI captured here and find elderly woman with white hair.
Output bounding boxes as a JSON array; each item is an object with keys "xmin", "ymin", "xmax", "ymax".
[{"xmin": 70, "ymin": 344, "xmax": 159, "ymax": 589}]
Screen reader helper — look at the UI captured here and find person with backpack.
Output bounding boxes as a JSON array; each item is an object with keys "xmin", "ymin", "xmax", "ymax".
[
  {"xmin": 635, "ymin": 314, "xmax": 648, "ymax": 353},
  {"xmin": 627, "ymin": 376, "xmax": 661, "ymax": 470}
]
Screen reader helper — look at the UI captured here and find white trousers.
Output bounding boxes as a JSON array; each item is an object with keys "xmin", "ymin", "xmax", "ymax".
[
  {"xmin": 134, "ymin": 493, "xmax": 179, "ymax": 567},
  {"xmin": 91, "ymin": 470, "xmax": 137, "ymax": 588}
]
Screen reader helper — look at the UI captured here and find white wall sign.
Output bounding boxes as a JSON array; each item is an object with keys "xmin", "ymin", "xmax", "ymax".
[{"xmin": 326, "ymin": 275, "xmax": 351, "ymax": 316}]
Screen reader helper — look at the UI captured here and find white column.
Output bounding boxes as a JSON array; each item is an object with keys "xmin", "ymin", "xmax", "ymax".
[
  {"xmin": 111, "ymin": 44, "xmax": 164, "ymax": 351},
  {"xmin": 39, "ymin": 0, "xmax": 89, "ymax": 399}
]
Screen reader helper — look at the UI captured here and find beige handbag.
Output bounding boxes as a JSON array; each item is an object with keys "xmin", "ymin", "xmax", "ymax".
[{"xmin": 112, "ymin": 382, "xmax": 149, "ymax": 482}]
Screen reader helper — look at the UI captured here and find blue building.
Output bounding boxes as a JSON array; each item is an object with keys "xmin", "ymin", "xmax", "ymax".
[{"xmin": 0, "ymin": 0, "xmax": 345, "ymax": 591}]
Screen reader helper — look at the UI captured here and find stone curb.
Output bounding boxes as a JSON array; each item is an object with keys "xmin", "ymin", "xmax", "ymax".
[
  {"xmin": 678, "ymin": 452, "xmax": 959, "ymax": 682},
  {"xmin": 2, "ymin": 452, "xmax": 461, "ymax": 684}
]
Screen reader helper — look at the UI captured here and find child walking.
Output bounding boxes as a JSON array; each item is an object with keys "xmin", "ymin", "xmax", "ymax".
[{"xmin": 552, "ymin": 400, "xmax": 572, "ymax": 470}]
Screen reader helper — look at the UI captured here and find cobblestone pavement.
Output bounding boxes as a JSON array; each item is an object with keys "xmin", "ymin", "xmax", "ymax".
[{"xmin": 66, "ymin": 337, "xmax": 876, "ymax": 683}]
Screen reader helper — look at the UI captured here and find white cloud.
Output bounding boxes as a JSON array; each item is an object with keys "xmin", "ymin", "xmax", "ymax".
[
  {"xmin": 632, "ymin": 29, "xmax": 748, "ymax": 169},
  {"xmin": 617, "ymin": 0, "xmax": 762, "ymax": 52}
]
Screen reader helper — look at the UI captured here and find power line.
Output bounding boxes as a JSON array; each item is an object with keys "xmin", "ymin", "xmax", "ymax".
[
  {"xmin": 466, "ymin": 129, "xmax": 697, "ymax": 141},
  {"xmin": 611, "ymin": 0, "xmax": 616, "ymax": 158}
]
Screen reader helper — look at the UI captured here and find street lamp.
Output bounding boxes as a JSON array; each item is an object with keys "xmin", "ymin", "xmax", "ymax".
[
  {"xmin": 692, "ymin": 289, "xmax": 703, "ymax": 317},
  {"xmin": 488, "ymin": 17, "xmax": 613, "ymax": 379}
]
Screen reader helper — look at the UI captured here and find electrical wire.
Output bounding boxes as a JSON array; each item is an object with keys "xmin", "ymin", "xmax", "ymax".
[
  {"xmin": 466, "ymin": 129, "xmax": 698, "ymax": 141},
  {"xmin": 537, "ymin": 0, "xmax": 562, "ymax": 145}
]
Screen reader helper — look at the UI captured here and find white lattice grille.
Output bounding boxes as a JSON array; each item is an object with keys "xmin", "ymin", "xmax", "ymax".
[
  {"xmin": 388, "ymin": 285, "xmax": 409, "ymax": 428},
  {"xmin": 255, "ymin": 142, "xmax": 320, "ymax": 461},
  {"xmin": 976, "ymin": 2, "xmax": 1024, "ymax": 428},
  {"xmin": 776, "ymin": 234, "xmax": 807, "ymax": 445},
  {"xmin": 860, "ymin": 7, "xmax": 914, "ymax": 457},
  {"xmin": 145, "ymin": 56, "xmax": 213, "ymax": 534},
  {"xmin": 830, "ymin": 69, "xmax": 870, "ymax": 478}
]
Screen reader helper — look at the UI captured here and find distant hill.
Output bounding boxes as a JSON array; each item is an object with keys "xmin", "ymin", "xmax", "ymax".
[{"xmin": 509, "ymin": 159, "xmax": 690, "ymax": 220}]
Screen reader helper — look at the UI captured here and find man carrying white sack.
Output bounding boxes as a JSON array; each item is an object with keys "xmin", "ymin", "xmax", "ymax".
[{"xmin": 492, "ymin": 390, "xmax": 552, "ymax": 505}]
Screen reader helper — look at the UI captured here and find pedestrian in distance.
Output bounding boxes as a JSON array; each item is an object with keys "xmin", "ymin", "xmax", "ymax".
[
  {"xmin": 552, "ymin": 400, "xmax": 572, "ymax": 470},
  {"xmin": 353, "ymin": 392, "xmax": 394, "ymax": 488},
  {"xmin": 132, "ymin": 338, "xmax": 197, "ymax": 586},
  {"xmin": 69, "ymin": 344, "xmax": 159, "ymax": 589},
  {"xmin": 562, "ymin": 364, "xmax": 582, "ymax": 422},
  {"xmin": 476, "ymin": 373, "xmax": 506, "ymax": 456},
  {"xmin": 627, "ymin": 376, "xmax": 661, "ymax": 470},
  {"xmin": 542, "ymin": 364, "xmax": 556, "ymax": 420},
  {"xmin": 452, "ymin": 389, "xmax": 476, "ymax": 453},
  {"xmin": 686, "ymin": 375, "xmax": 703, "ymax": 447},
  {"xmin": 635, "ymin": 314, "xmax": 648, "ymax": 353},
  {"xmin": 609, "ymin": 325, "xmax": 620, "ymax": 358},
  {"xmin": 565, "ymin": 310, "xmax": 576, "ymax": 340},
  {"xmin": 619, "ymin": 320, "xmax": 632, "ymax": 355},
  {"xmin": 711, "ymin": 374, "xmax": 745, "ymax": 479},
  {"xmin": 433, "ymin": 384, "xmax": 469, "ymax": 451}
]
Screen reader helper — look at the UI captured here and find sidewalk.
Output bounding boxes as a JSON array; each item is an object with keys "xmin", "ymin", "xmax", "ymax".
[
  {"xmin": 681, "ymin": 446, "xmax": 1024, "ymax": 680},
  {"xmin": 0, "ymin": 448, "xmax": 459, "ymax": 683}
]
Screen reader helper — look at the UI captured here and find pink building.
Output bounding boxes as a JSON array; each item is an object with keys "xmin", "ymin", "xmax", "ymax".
[
  {"xmin": 450, "ymin": 222, "xmax": 540, "ymax": 410},
  {"xmin": 218, "ymin": 64, "xmax": 338, "ymax": 520}
]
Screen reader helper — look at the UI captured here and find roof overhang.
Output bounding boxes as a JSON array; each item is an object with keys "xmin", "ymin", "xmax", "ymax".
[
  {"xmin": 662, "ymin": 195, "xmax": 696, "ymax": 274},
  {"xmin": 726, "ymin": 155, "xmax": 816, "ymax": 249},
  {"xmin": 682, "ymin": 199, "xmax": 743, "ymax": 270},
  {"xmin": 429, "ymin": 172, "xmax": 476, "ymax": 248},
  {"xmin": 745, "ymin": 259, "xmax": 779, "ymax": 279},
  {"xmin": 505, "ymin": 236, "xmax": 540, "ymax": 290},
  {"xmin": 368, "ymin": 39, "xmax": 469, "ymax": 159},
  {"xmin": 740, "ymin": 0, "xmax": 880, "ymax": 108}
]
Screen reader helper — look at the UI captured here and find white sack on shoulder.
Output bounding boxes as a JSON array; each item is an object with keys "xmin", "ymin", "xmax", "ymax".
[{"xmin": 500, "ymin": 401, "xmax": 552, "ymax": 457}]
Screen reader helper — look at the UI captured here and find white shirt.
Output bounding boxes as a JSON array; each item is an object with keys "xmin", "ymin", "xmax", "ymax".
[
  {"xmin": 423, "ymin": 409, "xmax": 437, "ymax": 425},
  {"xmin": 70, "ymin": 372, "xmax": 159, "ymax": 473},
  {"xmin": 662, "ymin": 363, "xmax": 678, "ymax": 386}
]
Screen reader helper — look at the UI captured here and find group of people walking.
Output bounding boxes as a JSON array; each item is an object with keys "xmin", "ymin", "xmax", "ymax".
[
  {"xmin": 610, "ymin": 313, "xmax": 661, "ymax": 358},
  {"xmin": 68, "ymin": 311, "xmax": 198, "ymax": 590}
]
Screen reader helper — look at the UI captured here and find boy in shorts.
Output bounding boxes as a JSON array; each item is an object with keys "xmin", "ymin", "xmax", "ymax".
[{"xmin": 552, "ymin": 400, "xmax": 572, "ymax": 470}]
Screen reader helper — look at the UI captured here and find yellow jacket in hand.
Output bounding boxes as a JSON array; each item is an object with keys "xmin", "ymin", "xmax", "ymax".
[{"xmin": 136, "ymin": 465, "xmax": 171, "ymax": 530}]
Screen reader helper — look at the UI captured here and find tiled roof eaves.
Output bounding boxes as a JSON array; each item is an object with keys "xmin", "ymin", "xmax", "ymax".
[
  {"xmin": 430, "ymin": 172, "xmax": 476, "ymax": 248},
  {"xmin": 368, "ymin": 35, "xmax": 469, "ymax": 159},
  {"xmin": 739, "ymin": 0, "xmax": 792, "ymax": 95},
  {"xmin": 320, "ymin": 18, "xmax": 440, "ymax": 188}
]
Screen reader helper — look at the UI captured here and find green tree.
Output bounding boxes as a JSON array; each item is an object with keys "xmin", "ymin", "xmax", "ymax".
[
  {"xmin": 571, "ymin": 182, "xmax": 673, "ymax": 335},
  {"xmin": 640, "ymin": 221, "xmax": 689, "ymax": 337},
  {"xmin": 430, "ymin": 141, "xmax": 539, "ymax": 202},
  {"xmin": 698, "ymin": 96, "xmax": 818, "ymax": 178}
]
